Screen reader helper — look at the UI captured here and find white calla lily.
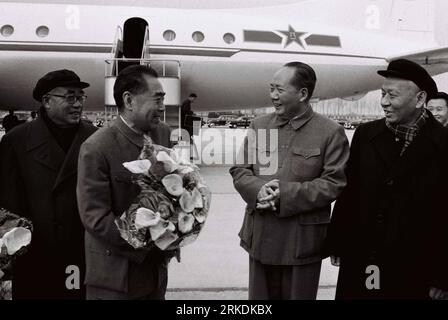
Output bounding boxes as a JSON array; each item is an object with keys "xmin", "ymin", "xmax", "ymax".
[
  {"xmin": 123, "ymin": 159, "xmax": 152, "ymax": 174},
  {"xmin": 169, "ymin": 148, "xmax": 181, "ymax": 163},
  {"xmin": 178, "ymin": 212, "xmax": 195, "ymax": 234},
  {"xmin": 162, "ymin": 174, "xmax": 185, "ymax": 196},
  {"xmin": 170, "ymin": 146, "xmax": 191, "ymax": 165},
  {"xmin": 156, "ymin": 151, "xmax": 174, "ymax": 163},
  {"xmin": 193, "ymin": 210, "xmax": 207, "ymax": 223},
  {"xmin": 180, "ymin": 188, "xmax": 203, "ymax": 212},
  {"xmin": 134, "ymin": 208, "xmax": 160, "ymax": 229},
  {"xmin": 178, "ymin": 166, "xmax": 194, "ymax": 174},
  {"xmin": 192, "ymin": 188, "xmax": 203, "ymax": 209},
  {"xmin": 150, "ymin": 220, "xmax": 176, "ymax": 241},
  {"xmin": 2, "ymin": 227, "xmax": 32, "ymax": 255},
  {"xmin": 156, "ymin": 151, "xmax": 179, "ymax": 173}
]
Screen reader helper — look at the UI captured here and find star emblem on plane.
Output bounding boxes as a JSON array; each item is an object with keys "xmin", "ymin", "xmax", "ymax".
[{"xmin": 277, "ymin": 25, "xmax": 309, "ymax": 49}]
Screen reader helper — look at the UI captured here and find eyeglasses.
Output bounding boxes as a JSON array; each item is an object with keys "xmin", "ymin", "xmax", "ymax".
[{"xmin": 47, "ymin": 94, "xmax": 87, "ymax": 104}]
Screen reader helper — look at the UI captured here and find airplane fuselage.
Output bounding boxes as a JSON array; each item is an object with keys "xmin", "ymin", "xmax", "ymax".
[{"xmin": 0, "ymin": 2, "xmax": 442, "ymax": 111}]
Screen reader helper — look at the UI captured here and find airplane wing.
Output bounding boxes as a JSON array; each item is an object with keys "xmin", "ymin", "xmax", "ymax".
[{"xmin": 387, "ymin": 46, "xmax": 448, "ymax": 76}]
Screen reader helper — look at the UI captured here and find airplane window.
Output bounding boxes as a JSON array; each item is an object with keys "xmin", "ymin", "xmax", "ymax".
[
  {"xmin": 36, "ymin": 26, "xmax": 49, "ymax": 38},
  {"xmin": 0, "ymin": 25, "xmax": 14, "ymax": 37},
  {"xmin": 192, "ymin": 31, "xmax": 204, "ymax": 42},
  {"xmin": 223, "ymin": 33, "xmax": 235, "ymax": 44},
  {"xmin": 163, "ymin": 30, "xmax": 176, "ymax": 41}
]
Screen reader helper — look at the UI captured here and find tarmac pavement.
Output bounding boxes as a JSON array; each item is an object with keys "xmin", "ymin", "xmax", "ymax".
[
  {"xmin": 0, "ymin": 127, "xmax": 353, "ymax": 300},
  {"xmin": 166, "ymin": 165, "xmax": 339, "ymax": 300},
  {"xmin": 166, "ymin": 128, "xmax": 354, "ymax": 300}
]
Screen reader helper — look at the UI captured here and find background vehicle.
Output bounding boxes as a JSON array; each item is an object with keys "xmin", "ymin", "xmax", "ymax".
[
  {"xmin": 344, "ymin": 122, "xmax": 355, "ymax": 130},
  {"xmin": 93, "ymin": 118, "xmax": 105, "ymax": 127},
  {"xmin": 229, "ymin": 116, "xmax": 254, "ymax": 128},
  {"xmin": 207, "ymin": 115, "xmax": 238, "ymax": 127}
]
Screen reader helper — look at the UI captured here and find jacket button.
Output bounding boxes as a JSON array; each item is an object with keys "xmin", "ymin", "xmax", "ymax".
[{"xmin": 106, "ymin": 250, "xmax": 112, "ymax": 256}]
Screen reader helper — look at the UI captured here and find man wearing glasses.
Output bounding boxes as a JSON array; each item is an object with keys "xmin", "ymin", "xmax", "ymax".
[{"xmin": 0, "ymin": 69, "xmax": 97, "ymax": 299}]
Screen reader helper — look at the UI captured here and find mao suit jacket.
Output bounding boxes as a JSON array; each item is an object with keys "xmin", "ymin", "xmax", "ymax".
[
  {"xmin": 77, "ymin": 117, "xmax": 171, "ymax": 297},
  {"xmin": 230, "ymin": 108, "xmax": 349, "ymax": 266}
]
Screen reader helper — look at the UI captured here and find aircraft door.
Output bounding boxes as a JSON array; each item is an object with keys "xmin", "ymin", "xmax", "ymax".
[
  {"xmin": 118, "ymin": 17, "xmax": 149, "ymax": 72},
  {"xmin": 123, "ymin": 17, "xmax": 148, "ymax": 58}
]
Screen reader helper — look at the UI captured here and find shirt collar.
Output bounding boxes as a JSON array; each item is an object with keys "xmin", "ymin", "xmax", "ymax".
[
  {"xmin": 274, "ymin": 104, "xmax": 314, "ymax": 130},
  {"xmin": 115, "ymin": 115, "xmax": 144, "ymax": 148},
  {"xmin": 119, "ymin": 115, "xmax": 144, "ymax": 136}
]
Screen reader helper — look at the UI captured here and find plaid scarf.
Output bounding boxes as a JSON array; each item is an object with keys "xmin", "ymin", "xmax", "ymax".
[{"xmin": 385, "ymin": 108, "xmax": 428, "ymax": 156}]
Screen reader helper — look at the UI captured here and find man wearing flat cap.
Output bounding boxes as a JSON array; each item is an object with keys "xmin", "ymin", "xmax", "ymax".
[
  {"xmin": 0, "ymin": 69, "xmax": 96, "ymax": 299},
  {"xmin": 326, "ymin": 59, "xmax": 448, "ymax": 299}
]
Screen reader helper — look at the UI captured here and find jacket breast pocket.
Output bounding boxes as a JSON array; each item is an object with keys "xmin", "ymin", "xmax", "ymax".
[
  {"xmin": 295, "ymin": 211, "xmax": 330, "ymax": 259},
  {"xmin": 290, "ymin": 147, "xmax": 322, "ymax": 178}
]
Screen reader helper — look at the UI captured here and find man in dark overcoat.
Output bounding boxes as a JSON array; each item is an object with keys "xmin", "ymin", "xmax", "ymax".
[
  {"xmin": 327, "ymin": 59, "xmax": 448, "ymax": 300},
  {"xmin": 0, "ymin": 69, "xmax": 96, "ymax": 299}
]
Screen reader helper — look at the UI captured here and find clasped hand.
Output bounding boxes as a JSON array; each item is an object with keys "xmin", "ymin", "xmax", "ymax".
[{"xmin": 256, "ymin": 179, "xmax": 280, "ymax": 211}]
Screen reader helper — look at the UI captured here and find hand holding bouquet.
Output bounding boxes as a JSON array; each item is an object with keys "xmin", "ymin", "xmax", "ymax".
[{"xmin": 115, "ymin": 136, "xmax": 211, "ymax": 251}]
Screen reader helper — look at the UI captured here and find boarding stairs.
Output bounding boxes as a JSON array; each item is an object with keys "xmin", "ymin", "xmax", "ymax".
[{"xmin": 104, "ymin": 18, "xmax": 182, "ymax": 135}]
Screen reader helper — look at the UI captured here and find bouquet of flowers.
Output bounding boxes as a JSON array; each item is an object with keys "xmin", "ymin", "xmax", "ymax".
[
  {"xmin": 115, "ymin": 136, "xmax": 211, "ymax": 251},
  {"xmin": 0, "ymin": 208, "xmax": 32, "ymax": 280}
]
